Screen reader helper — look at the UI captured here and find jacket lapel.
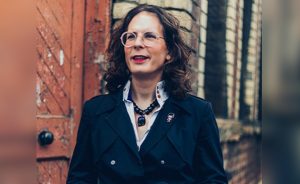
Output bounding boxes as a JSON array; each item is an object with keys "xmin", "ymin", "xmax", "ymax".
[
  {"xmin": 139, "ymin": 97, "xmax": 188, "ymax": 157},
  {"xmin": 140, "ymin": 96, "xmax": 191, "ymax": 156},
  {"xmin": 103, "ymin": 91, "xmax": 141, "ymax": 161}
]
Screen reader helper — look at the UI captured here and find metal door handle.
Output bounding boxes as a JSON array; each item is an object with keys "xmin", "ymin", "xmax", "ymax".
[{"xmin": 38, "ymin": 130, "xmax": 54, "ymax": 146}]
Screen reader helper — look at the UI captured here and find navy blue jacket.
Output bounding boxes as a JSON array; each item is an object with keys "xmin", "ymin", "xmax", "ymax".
[{"xmin": 67, "ymin": 90, "xmax": 228, "ymax": 184}]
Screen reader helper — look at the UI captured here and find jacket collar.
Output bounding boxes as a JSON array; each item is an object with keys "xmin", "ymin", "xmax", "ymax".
[
  {"xmin": 97, "ymin": 89, "xmax": 192, "ymax": 159},
  {"xmin": 95, "ymin": 90, "xmax": 123, "ymax": 115},
  {"xmin": 96, "ymin": 87, "xmax": 192, "ymax": 113},
  {"xmin": 169, "ymin": 95, "xmax": 192, "ymax": 115}
]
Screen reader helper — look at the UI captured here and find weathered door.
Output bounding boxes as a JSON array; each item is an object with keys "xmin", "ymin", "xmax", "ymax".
[
  {"xmin": 36, "ymin": 0, "xmax": 84, "ymax": 183},
  {"xmin": 36, "ymin": 0, "xmax": 110, "ymax": 183}
]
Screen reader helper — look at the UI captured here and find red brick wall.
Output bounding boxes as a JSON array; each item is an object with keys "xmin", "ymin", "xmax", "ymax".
[{"xmin": 222, "ymin": 135, "xmax": 261, "ymax": 184}]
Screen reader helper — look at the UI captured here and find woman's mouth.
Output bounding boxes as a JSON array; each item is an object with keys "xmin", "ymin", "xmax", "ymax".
[{"xmin": 131, "ymin": 55, "xmax": 150, "ymax": 63}]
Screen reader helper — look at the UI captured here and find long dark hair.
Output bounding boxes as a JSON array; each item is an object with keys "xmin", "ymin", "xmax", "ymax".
[{"xmin": 104, "ymin": 4, "xmax": 192, "ymax": 99}]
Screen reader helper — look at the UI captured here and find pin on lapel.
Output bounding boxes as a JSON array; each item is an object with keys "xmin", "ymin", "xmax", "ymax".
[{"xmin": 166, "ymin": 113, "xmax": 175, "ymax": 123}]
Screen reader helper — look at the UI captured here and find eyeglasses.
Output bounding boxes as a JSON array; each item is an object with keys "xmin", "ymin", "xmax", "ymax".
[{"xmin": 120, "ymin": 31, "xmax": 164, "ymax": 47}]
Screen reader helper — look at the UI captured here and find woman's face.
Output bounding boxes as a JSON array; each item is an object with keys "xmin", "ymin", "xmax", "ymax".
[{"xmin": 124, "ymin": 11, "xmax": 170, "ymax": 79}]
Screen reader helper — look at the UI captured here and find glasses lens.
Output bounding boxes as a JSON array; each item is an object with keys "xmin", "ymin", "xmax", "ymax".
[
  {"xmin": 143, "ymin": 32, "xmax": 158, "ymax": 47},
  {"xmin": 120, "ymin": 32, "xmax": 162, "ymax": 47},
  {"xmin": 121, "ymin": 32, "xmax": 136, "ymax": 47}
]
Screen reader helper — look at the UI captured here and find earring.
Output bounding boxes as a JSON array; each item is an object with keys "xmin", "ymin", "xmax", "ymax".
[{"xmin": 166, "ymin": 55, "xmax": 171, "ymax": 60}]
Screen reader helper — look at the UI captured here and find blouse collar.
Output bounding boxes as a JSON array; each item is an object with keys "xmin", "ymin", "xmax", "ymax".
[{"xmin": 122, "ymin": 80, "xmax": 169, "ymax": 106}]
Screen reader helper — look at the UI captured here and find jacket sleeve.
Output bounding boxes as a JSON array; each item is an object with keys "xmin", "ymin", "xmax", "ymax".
[
  {"xmin": 66, "ymin": 102, "xmax": 97, "ymax": 184},
  {"xmin": 194, "ymin": 102, "xmax": 228, "ymax": 184}
]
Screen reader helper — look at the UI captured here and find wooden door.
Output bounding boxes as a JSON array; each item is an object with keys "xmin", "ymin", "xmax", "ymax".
[
  {"xmin": 36, "ymin": 0, "xmax": 84, "ymax": 183},
  {"xmin": 36, "ymin": 0, "xmax": 111, "ymax": 183}
]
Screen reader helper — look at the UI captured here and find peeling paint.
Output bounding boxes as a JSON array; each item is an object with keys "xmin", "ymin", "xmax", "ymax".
[
  {"xmin": 47, "ymin": 51, "xmax": 52, "ymax": 58},
  {"xmin": 59, "ymin": 50, "xmax": 64, "ymax": 66},
  {"xmin": 94, "ymin": 53, "xmax": 105, "ymax": 64},
  {"xmin": 36, "ymin": 80, "xmax": 42, "ymax": 107}
]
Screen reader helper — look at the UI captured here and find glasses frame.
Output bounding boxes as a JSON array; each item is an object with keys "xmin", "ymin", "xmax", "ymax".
[{"xmin": 120, "ymin": 31, "xmax": 164, "ymax": 47}]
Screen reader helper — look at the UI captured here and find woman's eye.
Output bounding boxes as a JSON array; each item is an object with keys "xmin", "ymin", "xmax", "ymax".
[
  {"xmin": 144, "ymin": 32, "xmax": 157, "ymax": 39},
  {"xmin": 126, "ymin": 33, "xmax": 136, "ymax": 40}
]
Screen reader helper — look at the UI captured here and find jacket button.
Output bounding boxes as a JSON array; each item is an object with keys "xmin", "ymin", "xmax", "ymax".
[
  {"xmin": 110, "ymin": 160, "xmax": 116, "ymax": 165},
  {"xmin": 160, "ymin": 160, "xmax": 165, "ymax": 165}
]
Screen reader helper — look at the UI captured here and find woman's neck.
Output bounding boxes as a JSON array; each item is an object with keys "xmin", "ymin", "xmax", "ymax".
[{"xmin": 130, "ymin": 76, "xmax": 161, "ymax": 109}]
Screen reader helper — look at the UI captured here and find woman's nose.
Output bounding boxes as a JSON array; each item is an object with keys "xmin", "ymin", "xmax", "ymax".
[{"xmin": 133, "ymin": 35, "xmax": 144, "ymax": 48}]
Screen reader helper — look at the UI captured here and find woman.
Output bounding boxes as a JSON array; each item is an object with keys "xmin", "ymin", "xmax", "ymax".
[{"xmin": 67, "ymin": 4, "xmax": 227, "ymax": 184}]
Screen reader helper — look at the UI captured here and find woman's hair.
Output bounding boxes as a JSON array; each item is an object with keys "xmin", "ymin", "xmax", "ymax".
[{"xmin": 104, "ymin": 4, "xmax": 192, "ymax": 99}]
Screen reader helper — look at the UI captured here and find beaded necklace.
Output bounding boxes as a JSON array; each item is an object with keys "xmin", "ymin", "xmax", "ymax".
[{"xmin": 132, "ymin": 99, "xmax": 159, "ymax": 126}]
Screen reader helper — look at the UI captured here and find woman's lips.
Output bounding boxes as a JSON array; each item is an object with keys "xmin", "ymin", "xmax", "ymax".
[{"xmin": 131, "ymin": 55, "xmax": 150, "ymax": 64}]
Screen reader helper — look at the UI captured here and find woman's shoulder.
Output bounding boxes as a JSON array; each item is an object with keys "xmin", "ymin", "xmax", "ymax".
[
  {"xmin": 183, "ymin": 93, "xmax": 211, "ymax": 108},
  {"xmin": 87, "ymin": 93, "xmax": 113, "ymax": 102},
  {"xmin": 83, "ymin": 92, "xmax": 120, "ymax": 115},
  {"xmin": 170, "ymin": 93, "xmax": 212, "ymax": 116}
]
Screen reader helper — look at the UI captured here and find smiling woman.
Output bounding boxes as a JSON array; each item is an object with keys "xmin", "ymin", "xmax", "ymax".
[
  {"xmin": 105, "ymin": 4, "xmax": 192, "ymax": 99},
  {"xmin": 67, "ymin": 4, "xmax": 228, "ymax": 184},
  {"xmin": 123, "ymin": 11, "xmax": 169, "ymax": 81}
]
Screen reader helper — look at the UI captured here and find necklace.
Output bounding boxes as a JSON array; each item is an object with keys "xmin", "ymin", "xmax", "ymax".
[{"xmin": 132, "ymin": 99, "xmax": 159, "ymax": 127}]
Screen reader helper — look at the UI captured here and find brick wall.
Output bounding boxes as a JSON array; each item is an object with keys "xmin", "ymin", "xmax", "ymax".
[
  {"xmin": 225, "ymin": 0, "xmax": 244, "ymax": 119},
  {"xmin": 204, "ymin": 0, "xmax": 262, "ymax": 121},
  {"xmin": 204, "ymin": 0, "xmax": 228, "ymax": 117},
  {"xmin": 222, "ymin": 135, "xmax": 261, "ymax": 184},
  {"xmin": 219, "ymin": 0, "xmax": 262, "ymax": 122},
  {"xmin": 242, "ymin": 0, "xmax": 262, "ymax": 121},
  {"xmin": 218, "ymin": 119, "xmax": 261, "ymax": 184},
  {"xmin": 196, "ymin": 0, "xmax": 208, "ymax": 98}
]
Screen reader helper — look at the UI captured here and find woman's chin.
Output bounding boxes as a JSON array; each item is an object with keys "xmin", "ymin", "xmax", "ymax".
[
  {"xmin": 130, "ymin": 70, "xmax": 149, "ymax": 76},
  {"xmin": 130, "ymin": 70, "xmax": 163, "ymax": 80}
]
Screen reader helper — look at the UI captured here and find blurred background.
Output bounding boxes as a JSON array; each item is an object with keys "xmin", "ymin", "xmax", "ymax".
[
  {"xmin": 263, "ymin": 0, "xmax": 300, "ymax": 183},
  {"xmin": 0, "ymin": 0, "xmax": 264, "ymax": 183}
]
